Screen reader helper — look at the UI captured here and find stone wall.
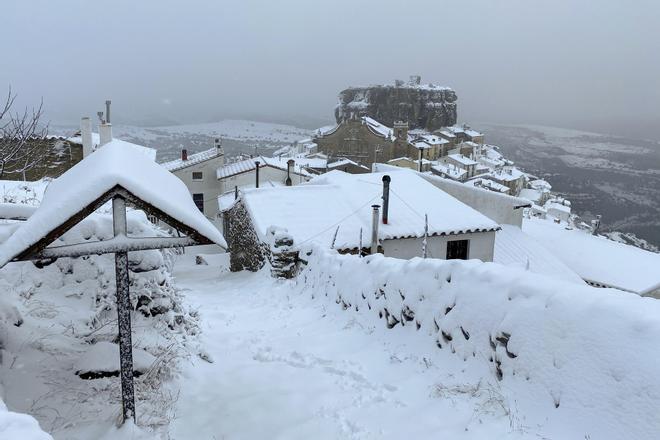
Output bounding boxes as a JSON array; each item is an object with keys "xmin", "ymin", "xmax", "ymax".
[{"xmin": 225, "ymin": 200, "xmax": 267, "ymax": 272}]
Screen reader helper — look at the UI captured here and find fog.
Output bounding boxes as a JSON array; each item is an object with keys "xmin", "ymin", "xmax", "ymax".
[{"xmin": 3, "ymin": 0, "xmax": 660, "ymax": 138}]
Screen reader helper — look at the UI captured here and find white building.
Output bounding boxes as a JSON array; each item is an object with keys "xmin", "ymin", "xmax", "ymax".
[
  {"xmin": 228, "ymin": 169, "xmax": 500, "ymax": 263},
  {"xmin": 161, "ymin": 140, "xmax": 225, "ymax": 221},
  {"xmin": 216, "ymin": 156, "xmax": 312, "ymax": 197}
]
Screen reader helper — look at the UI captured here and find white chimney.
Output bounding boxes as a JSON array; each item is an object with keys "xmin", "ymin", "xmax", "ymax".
[
  {"xmin": 81, "ymin": 117, "xmax": 93, "ymax": 157},
  {"xmin": 99, "ymin": 122, "xmax": 113, "ymax": 147}
]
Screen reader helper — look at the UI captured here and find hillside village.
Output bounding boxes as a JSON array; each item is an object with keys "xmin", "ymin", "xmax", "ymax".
[{"xmin": 1, "ymin": 80, "xmax": 660, "ymax": 439}]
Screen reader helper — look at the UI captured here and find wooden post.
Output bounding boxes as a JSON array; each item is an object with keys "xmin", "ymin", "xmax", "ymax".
[{"xmin": 112, "ymin": 196, "xmax": 136, "ymax": 423}]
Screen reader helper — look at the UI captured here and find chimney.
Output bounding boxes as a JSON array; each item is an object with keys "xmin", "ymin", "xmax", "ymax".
[
  {"xmin": 381, "ymin": 175, "xmax": 391, "ymax": 224},
  {"xmin": 371, "ymin": 204, "xmax": 380, "ymax": 254},
  {"xmin": 105, "ymin": 100, "xmax": 112, "ymax": 123},
  {"xmin": 215, "ymin": 138, "xmax": 224, "ymax": 156},
  {"xmin": 255, "ymin": 160, "xmax": 260, "ymax": 188},
  {"xmin": 80, "ymin": 117, "xmax": 93, "ymax": 157},
  {"xmin": 285, "ymin": 159, "xmax": 294, "ymax": 186},
  {"xmin": 99, "ymin": 121, "xmax": 112, "ymax": 147},
  {"xmin": 181, "ymin": 149, "xmax": 188, "ymax": 161}
]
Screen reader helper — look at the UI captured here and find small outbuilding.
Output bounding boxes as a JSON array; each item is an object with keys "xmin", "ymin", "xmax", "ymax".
[{"xmin": 224, "ymin": 169, "xmax": 500, "ymax": 271}]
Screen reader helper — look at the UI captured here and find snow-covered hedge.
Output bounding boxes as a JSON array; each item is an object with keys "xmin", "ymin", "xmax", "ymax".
[
  {"xmin": 0, "ymin": 209, "xmax": 197, "ymax": 436},
  {"xmin": 295, "ymin": 248, "xmax": 660, "ymax": 439}
]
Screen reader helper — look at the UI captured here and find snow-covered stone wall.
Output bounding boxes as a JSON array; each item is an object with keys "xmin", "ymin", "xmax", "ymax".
[{"xmin": 294, "ymin": 248, "xmax": 660, "ymax": 439}]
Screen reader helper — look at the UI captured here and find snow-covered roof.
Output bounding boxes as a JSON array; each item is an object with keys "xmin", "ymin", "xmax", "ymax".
[
  {"xmin": 447, "ymin": 154, "xmax": 478, "ymax": 166},
  {"xmin": 327, "ymin": 158, "xmax": 368, "ymax": 170},
  {"xmin": 470, "ymin": 178, "xmax": 510, "ymax": 193},
  {"xmin": 161, "ymin": 147, "xmax": 222, "ymax": 172},
  {"xmin": 240, "ymin": 169, "xmax": 499, "ymax": 250},
  {"xmin": 529, "ymin": 179, "xmax": 552, "ymax": 192},
  {"xmin": 519, "ymin": 188, "xmax": 543, "ymax": 203},
  {"xmin": 362, "ymin": 117, "xmax": 394, "ymax": 140},
  {"xmin": 68, "ymin": 133, "xmax": 157, "ymax": 162},
  {"xmin": 494, "ymin": 225, "xmax": 584, "ymax": 284},
  {"xmin": 485, "ymin": 167, "xmax": 526, "ymax": 182},
  {"xmin": 523, "ymin": 218, "xmax": 660, "ymax": 294},
  {"xmin": 0, "ymin": 140, "xmax": 226, "ymax": 266},
  {"xmin": 217, "ymin": 156, "xmax": 312, "ymax": 180},
  {"xmin": 431, "ymin": 163, "xmax": 467, "ymax": 180}
]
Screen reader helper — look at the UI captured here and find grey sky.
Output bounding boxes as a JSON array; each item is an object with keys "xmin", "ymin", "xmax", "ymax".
[{"xmin": 3, "ymin": 0, "xmax": 660, "ymax": 137}]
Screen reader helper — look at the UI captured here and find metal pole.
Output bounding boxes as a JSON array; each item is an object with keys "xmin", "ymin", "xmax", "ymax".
[
  {"xmin": 418, "ymin": 148, "xmax": 423, "ymax": 172},
  {"xmin": 112, "ymin": 196, "xmax": 136, "ymax": 423},
  {"xmin": 255, "ymin": 161, "xmax": 260, "ymax": 188},
  {"xmin": 381, "ymin": 175, "xmax": 390, "ymax": 224},
  {"xmin": 422, "ymin": 214, "xmax": 428, "ymax": 259},
  {"xmin": 371, "ymin": 204, "xmax": 380, "ymax": 254}
]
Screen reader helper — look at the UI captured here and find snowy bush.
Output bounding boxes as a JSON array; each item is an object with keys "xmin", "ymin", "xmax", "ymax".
[
  {"xmin": 0, "ymin": 209, "xmax": 197, "ymax": 435},
  {"xmin": 0, "ymin": 398, "xmax": 52, "ymax": 440},
  {"xmin": 294, "ymin": 246, "xmax": 660, "ymax": 439}
]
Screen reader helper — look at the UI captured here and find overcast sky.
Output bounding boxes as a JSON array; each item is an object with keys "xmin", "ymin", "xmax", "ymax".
[{"xmin": 3, "ymin": 0, "xmax": 660, "ymax": 137}]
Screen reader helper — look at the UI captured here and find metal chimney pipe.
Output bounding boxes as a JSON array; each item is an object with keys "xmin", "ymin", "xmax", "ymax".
[
  {"xmin": 371, "ymin": 204, "xmax": 380, "ymax": 254},
  {"xmin": 285, "ymin": 159, "xmax": 294, "ymax": 186},
  {"xmin": 381, "ymin": 175, "xmax": 391, "ymax": 224},
  {"xmin": 81, "ymin": 117, "xmax": 93, "ymax": 157},
  {"xmin": 255, "ymin": 160, "xmax": 260, "ymax": 188},
  {"xmin": 105, "ymin": 100, "xmax": 112, "ymax": 124}
]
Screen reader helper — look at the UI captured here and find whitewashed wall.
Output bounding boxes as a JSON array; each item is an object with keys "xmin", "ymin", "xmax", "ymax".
[
  {"xmin": 381, "ymin": 230, "xmax": 495, "ymax": 261},
  {"xmin": 173, "ymin": 155, "xmax": 224, "ymax": 221}
]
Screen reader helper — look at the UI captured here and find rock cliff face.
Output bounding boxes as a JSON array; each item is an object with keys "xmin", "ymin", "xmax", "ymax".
[{"xmin": 335, "ymin": 79, "xmax": 458, "ymax": 131}]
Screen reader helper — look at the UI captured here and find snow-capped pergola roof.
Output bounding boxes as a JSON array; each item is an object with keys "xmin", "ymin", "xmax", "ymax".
[{"xmin": 0, "ymin": 140, "xmax": 226, "ymax": 266}]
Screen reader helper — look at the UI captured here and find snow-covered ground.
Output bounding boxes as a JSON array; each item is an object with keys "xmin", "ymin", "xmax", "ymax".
[
  {"xmin": 166, "ymin": 248, "xmax": 660, "ymax": 439},
  {"xmin": 170, "ymin": 254, "xmax": 528, "ymax": 439}
]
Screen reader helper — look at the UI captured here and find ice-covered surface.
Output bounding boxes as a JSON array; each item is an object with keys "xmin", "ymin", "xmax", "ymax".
[
  {"xmin": 0, "ymin": 400, "xmax": 52, "ymax": 440},
  {"xmin": 494, "ymin": 225, "xmax": 583, "ymax": 283},
  {"xmin": 241, "ymin": 169, "xmax": 499, "ymax": 250},
  {"xmin": 523, "ymin": 217, "xmax": 660, "ymax": 294},
  {"xmin": 0, "ymin": 140, "xmax": 226, "ymax": 267}
]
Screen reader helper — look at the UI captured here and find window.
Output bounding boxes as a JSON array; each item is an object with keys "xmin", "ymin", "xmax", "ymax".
[
  {"xmin": 192, "ymin": 171, "xmax": 203, "ymax": 181},
  {"xmin": 193, "ymin": 193, "xmax": 204, "ymax": 214},
  {"xmin": 446, "ymin": 239, "xmax": 469, "ymax": 260}
]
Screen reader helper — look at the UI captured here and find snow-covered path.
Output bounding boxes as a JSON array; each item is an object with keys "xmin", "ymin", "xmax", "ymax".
[{"xmin": 168, "ymin": 256, "xmax": 528, "ymax": 439}]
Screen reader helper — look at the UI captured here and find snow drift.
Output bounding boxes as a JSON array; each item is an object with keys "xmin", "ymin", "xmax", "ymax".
[{"xmin": 294, "ymin": 247, "xmax": 660, "ymax": 439}]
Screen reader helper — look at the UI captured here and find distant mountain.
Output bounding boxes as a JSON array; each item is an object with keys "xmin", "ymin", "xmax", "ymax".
[
  {"xmin": 480, "ymin": 123, "xmax": 660, "ymax": 248},
  {"xmin": 51, "ymin": 119, "xmax": 313, "ymax": 162}
]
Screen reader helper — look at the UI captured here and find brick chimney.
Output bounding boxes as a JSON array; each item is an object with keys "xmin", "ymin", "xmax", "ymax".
[{"xmin": 181, "ymin": 149, "xmax": 188, "ymax": 161}]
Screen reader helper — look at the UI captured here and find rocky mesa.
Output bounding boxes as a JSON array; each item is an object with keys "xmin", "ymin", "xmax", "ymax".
[{"xmin": 335, "ymin": 76, "xmax": 458, "ymax": 131}]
